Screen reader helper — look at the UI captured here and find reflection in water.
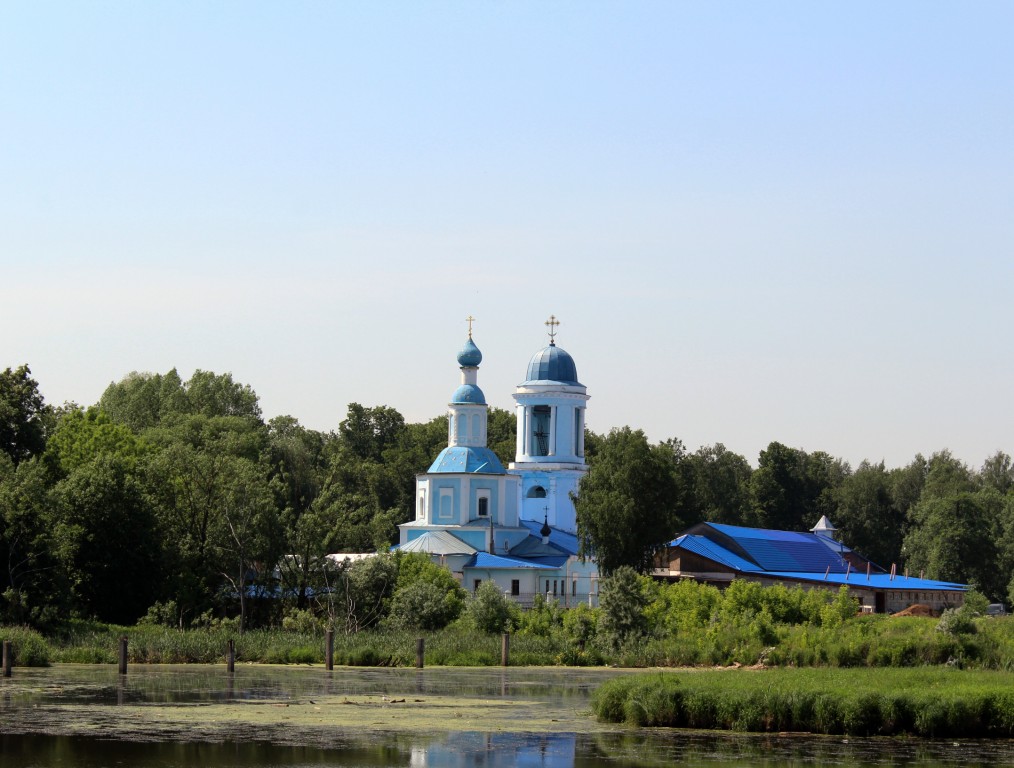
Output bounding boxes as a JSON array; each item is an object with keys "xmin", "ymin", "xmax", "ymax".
[
  {"xmin": 3, "ymin": 667, "xmax": 1014, "ymax": 767},
  {"xmin": 4, "ymin": 729, "xmax": 1014, "ymax": 768}
]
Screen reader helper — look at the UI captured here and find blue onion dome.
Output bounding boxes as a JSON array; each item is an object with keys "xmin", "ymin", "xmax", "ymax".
[
  {"xmin": 524, "ymin": 342, "xmax": 580, "ymax": 385},
  {"xmin": 457, "ymin": 337, "xmax": 482, "ymax": 367},
  {"xmin": 451, "ymin": 383, "xmax": 486, "ymax": 405}
]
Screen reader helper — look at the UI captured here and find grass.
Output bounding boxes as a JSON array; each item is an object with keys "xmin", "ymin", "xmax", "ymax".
[{"xmin": 592, "ymin": 667, "xmax": 1014, "ymax": 737}]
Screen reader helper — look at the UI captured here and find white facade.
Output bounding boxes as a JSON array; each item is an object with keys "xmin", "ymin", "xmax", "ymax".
[{"xmin": 396, "ymin": 321, "xmax": 599, "ymax": 606}]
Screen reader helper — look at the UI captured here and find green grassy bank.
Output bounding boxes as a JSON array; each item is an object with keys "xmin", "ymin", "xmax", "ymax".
[
  {"xmin": 4, "ymin": 611, "xmax": 1014, "ymax": 669},
  {"xmin": 0, "ymin": 621, "xmax": 572, "ymax": 667},
  {"xmin": 593, "ymin": 667, "xmax": 1014, "ymax": 737}
]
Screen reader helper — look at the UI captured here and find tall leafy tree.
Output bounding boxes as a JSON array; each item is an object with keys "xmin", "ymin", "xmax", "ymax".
[
  {"xmin": 834, "ymin": 460, "xmax": 904, "ymax": 568},
  {"xmin": 0, "ymin": 365, "xmax": 53, "ymax": 466},
  {"xmin": 574, "ymin": 428, "xmax": 693, "ymax": 574},
  {"xmin": 687, "ymin": 443, "xmax": 752, "ymax": 525},
  {"xmin": 267, "ymin": 416, "xmax": 331, "ymax": 607},
  {"xmin": 0, "ymin": 455, "xmax": 64, "ymax": 625},
  {"xmin": 749, "ymin": 442, "xmax": 849, "ymax": 531},
  {"xmin": 50, "ymin": 453, "xmax": 163, "ymax": 624},
  {"xmin": 98, "ymin": 369, "xmax": 187, "ymax": 432},
  {"xmin": 903, "ymin": 489, "xmax": 1005, "ymax": 598}
]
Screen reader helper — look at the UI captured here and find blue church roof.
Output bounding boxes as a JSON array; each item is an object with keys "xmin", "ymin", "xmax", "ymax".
[
  {"xmin": 468, "ymin": 553, "xmax": 549, "ymax": 570},
  {"xmin": 520, "ymin": 519, "xmax": 580, "ymax": 556},
  {"xmin": 428, "ymin": 446, "xmax": 506, "ymax": 474},
  {"xmin": 451, "ymin": 383, "xmax": 486, "ymax": 404},
  {"xmin": 457, "ymin": 338, "xmax": 482, "ymax": 367},
  {"xmin": 524, "ymin": 343, "xmax": 581, "ymax": 385}
]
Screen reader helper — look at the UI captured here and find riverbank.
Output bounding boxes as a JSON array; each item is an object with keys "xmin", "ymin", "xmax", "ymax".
[
  {"xmin": 5, "ymin": 609, "xmax": 1014, "ymax": 669},
  {"xmin": 593, "ymin": 667, "xmax": 1014, "ymax": 737}
]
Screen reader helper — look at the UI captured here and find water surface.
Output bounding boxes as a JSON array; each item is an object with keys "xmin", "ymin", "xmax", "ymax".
[{"xmin": 2, "ymin": 665, "xmax": 1013, "ymax": 767}]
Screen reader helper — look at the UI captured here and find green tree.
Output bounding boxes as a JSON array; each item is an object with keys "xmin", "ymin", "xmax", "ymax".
[
  {"xmin": 49, "ymin": 453, "xmax": 163, "ymax": 624},
  {"xmin": 903, "ymin": 490, "xmax": 1004, "ymax": 598},
  {"xmin": 486, "ymin": 407, "xmax": 518, "ymax": 467},
  {"xmin": 338, "ymin": 403, "xmax": 405, "ymax": 462},
  {"xmin": 687, "ymin": 443, "xmax": 752, "ymax": 525},
  {"xmin": 596, "ymin": 566, "xmax": 649, "ymax": 652},
  {"xmin": 0, "ymin": 365, "xmax": 53, "ymax": 466},
  {"xmin": 749, "ymin": 443, "xmax": 849, "ymax": 531},
  {"xmin": 981, "ymin": 451, "xmax": 1014, "ymax": 495},
  {"xmin": 98, "ymin": 369, "xmax": 187, "ymax": 432},
  {"xmin": 44, "ymin": 406, "xmax": 150, "ymax": 477},
  {"xmin": 143, "ymin": 413, "xmax": 270, "ymax": 623},
  {"xmin": 465, "ymin": 579, "xmax": 520, "ymax": 634},
  {"xmin": 834, "ymin": 461, "xmax": 904, "ymax": 568},
  {"xmin": 267, "ymin": 416, "xmax": 330, "ymax": 607},
  {"xmin": 213, "ymin": 457, "xmax": 282, "ymax": 632},
  {"xmin": 574, "ymin": 428, "xmax": 693, "ymax": 573},
  {"xmin": 0, "ymin": 456, "xmax": 64, "ymax": 626}
]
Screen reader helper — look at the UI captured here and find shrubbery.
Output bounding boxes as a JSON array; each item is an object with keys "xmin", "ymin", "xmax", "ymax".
[{"xmin": 19, "ymin": 572, "xmax": 1014, "ymax": 670}]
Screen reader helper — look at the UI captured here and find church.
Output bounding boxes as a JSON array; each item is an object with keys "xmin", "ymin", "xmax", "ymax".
[{"xmin": 396, "ymin": 317, "xmax": 599, "ymax": 606}]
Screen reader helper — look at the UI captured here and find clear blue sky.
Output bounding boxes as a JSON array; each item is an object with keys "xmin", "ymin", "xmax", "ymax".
[{"xmin": 3, "ymin": 2, "xmax": 1012, "ymax": 470}]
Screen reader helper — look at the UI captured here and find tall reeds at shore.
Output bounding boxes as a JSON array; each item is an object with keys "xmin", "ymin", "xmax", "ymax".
[{"xmin": 592, "ymin": 668, "xmax": 1014, "ymax": 737}]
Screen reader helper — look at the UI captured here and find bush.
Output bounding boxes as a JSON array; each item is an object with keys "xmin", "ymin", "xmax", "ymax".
[
  {"xmin": 387, "ymin": 580, "xmax": 463, "ymax": 631},
  {"xmin": 282, "ymin": 608, "xmax": 323, "ymax": 634},
  {"xmin": 465, "ymin": 581, "xmax": 520, "ymax": 634},
  {"xmin": 0, "ymin": 625, "xmax": 52, "ymax": 666},
  {"xmin": 938, "ymin": 607, "xmax": 976, "ymax": 636}
]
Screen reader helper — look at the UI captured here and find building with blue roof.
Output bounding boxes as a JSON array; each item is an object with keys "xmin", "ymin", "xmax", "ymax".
[
  {"xmin": 657, "ymin": 519, "xmax": 967, "ymax": 614},
  {"xmin": 396, "ymin": 317, "xmax": 599, "ymax": 606}
]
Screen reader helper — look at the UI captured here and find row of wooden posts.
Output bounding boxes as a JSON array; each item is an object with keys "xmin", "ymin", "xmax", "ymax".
[{"xmin": 1, "ymin": 632, "xmax": 513, "ymax": 676}]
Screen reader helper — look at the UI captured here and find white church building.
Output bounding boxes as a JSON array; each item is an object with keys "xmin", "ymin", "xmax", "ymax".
[{"xmin": 396, "ymin": 318, "xmax": 599, "ymax": 606}]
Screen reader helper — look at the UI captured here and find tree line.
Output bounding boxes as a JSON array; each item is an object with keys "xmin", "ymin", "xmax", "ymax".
[{"xmin": 2, "ymin": 364, "xmax": 1013, "ymax": 631}]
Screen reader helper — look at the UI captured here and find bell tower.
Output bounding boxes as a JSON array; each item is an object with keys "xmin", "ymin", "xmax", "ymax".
[{"xmin": 509, "ymin": 316, "xmax": 589, "ymax": 533}]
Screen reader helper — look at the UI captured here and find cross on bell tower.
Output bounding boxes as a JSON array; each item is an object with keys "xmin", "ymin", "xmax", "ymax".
[{"xmin": 544, "ymin": 314, "xmax": 560, "ymax": 345}]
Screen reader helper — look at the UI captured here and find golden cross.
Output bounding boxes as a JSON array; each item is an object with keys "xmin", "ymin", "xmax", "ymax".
[
  {"xmin": 545, "ymin": 314, "xmax": 560, "ymax": 343},
  {"xmin": 466, "ymin": 315, "xmax": 476, "ymax": 339}
]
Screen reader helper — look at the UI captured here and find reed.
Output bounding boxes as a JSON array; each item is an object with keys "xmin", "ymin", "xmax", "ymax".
[
  {"xmin": 0, "ymin": 625, "xmax": 53, "ymax": 666},
  {"xmin": 592, "ymin": 667, "xmax": 1014, "ymax": 737}
]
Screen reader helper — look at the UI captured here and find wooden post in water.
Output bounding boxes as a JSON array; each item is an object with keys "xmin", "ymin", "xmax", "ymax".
[
  {"xmin": 118, "ymin": 636, "xmax": 128, "ymax": 675},
  {"xmin": 415, "ymin": 638, "xmax": 425, "ymax": 669},
  {"xmin": 226, "ymin": 639, "xmax": 235, "ymax": 672},
  {"xmin": 325, "ymin": 630, "xmax": 334, "ymax": 671},
  {"xmin": 2, "ymin": 640, "xmax": 12, "ymax": 677},
  {"xmin": 501, "ymin": 633, "xmax": 510, "ymax": 667}
]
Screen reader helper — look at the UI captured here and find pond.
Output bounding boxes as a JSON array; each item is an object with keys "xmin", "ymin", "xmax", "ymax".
[{"xmin": 2, "ymin": 665, "xmax": 1013, "ymax": 767}]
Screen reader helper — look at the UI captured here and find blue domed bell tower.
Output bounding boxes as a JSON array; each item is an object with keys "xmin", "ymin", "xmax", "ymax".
[{"xmin": 510, "ymin": 315, "xmax": 589, "ymax": 534}]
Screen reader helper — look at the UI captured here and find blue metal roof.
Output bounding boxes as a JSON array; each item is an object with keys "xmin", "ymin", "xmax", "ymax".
[
  {"xmin": 765, "ymin": 571, "xmax": 967, "ymax": 591},
  {"xmin": 523, "ymin": 344, "xmax": 581, "ymax": 385},
  {"xmin": 706, "ymin": 523, "xmax": 850, "ymax": 573},
  {"xmin": 670, "ymin": 533, "xmax": 763, "ymax": 574},
  {"xmin": 451, "ymin": 383, "xmax": 486, "ymax": 404},
  {"xmin": 520, "ymin": 519, "xmax": 579, "ymax": 555},
  {"xmin": 671, "ymin": 525, "xmax": 968, "ymax": 593},
  {"xmin": 457, "ymin": 338, "xmax": 482, "ymax": 367},
  {"xmin": 428, "ymin": 446, "xmax": 506, "ymax": 474},
  {"xmin": 467, "ymin": 553, "xmax": 551, "ymax": 570}
]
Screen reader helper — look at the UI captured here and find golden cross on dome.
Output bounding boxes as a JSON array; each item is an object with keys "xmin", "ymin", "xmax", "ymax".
[
  {"xmin": 466, "ymin": 315, "xmax": 476, "ymax": 339},
  {"xmin": 545, "ymin": 314, "xmax": 560, "ymax": 343}
]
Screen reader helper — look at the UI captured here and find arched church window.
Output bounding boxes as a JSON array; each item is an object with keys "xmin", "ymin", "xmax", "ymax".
[
  {"xmin": 477, "ymin": 497, "xmax": 489, "ymax": 517},
  {"xmin": 531, "ymin": 406, "xmax": 551, "ymax": 456},
  {"xmin": 526, "ymin": 486, "xmax": 547, "ymax": 499}
]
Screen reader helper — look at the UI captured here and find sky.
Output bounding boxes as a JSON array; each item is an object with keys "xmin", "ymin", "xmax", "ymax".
[{"xmin": 3, "ymin": 2, "xmax": 1013, "ymax": 471}]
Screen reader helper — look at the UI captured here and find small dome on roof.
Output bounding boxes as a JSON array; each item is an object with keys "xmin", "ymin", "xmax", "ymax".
[
  {"xmin": 457, "ymin": 338, "xmax": 482, "ymax": 367},
  {"xmin": 524, "ymin": 343, "xmax": 580, "ymax": 385},
  {"xmin": 451, "ymin": 383, "xmax": 486, "ymax": 405}
]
